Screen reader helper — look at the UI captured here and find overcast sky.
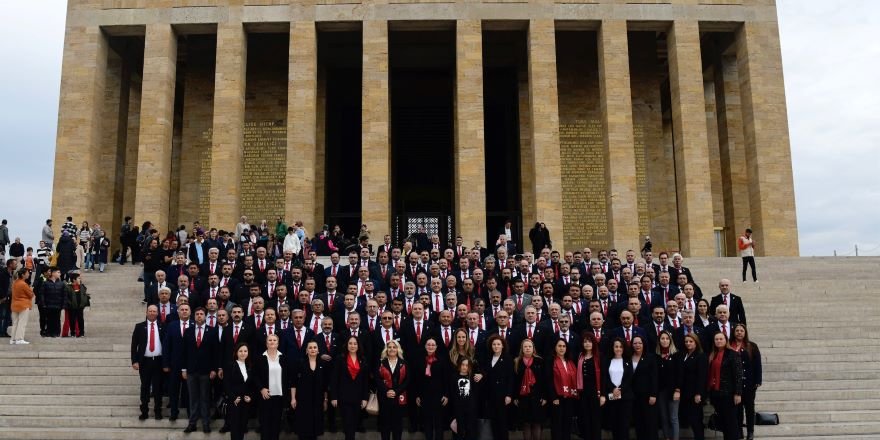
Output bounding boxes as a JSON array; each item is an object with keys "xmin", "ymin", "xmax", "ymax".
[{"xmin": 0, "ymin": 0, "xmax": 877, "ymax": 256}]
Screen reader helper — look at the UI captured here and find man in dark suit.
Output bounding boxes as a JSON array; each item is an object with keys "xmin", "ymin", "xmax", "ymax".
[
  {"xmin": 371, "ymin": 310, "xmax": 399, "ymax": 361},
  {"xmin": 709, "ymin": 279, "xmax": 747, "ymax": 325},
  {"xmin": 377, "ymin": 234, "xmax": 394, "ymax": 257},
  {"xmin": 131, "ymin": 305, "xmax": 166, "ymax": 420},
  {"xmin": 250, "ymin": 308, "xmax": 281, "ymax": 356},
  {"xmin": 324, "ymin": 253, "xmax": 345, "ymax": 287},
  {"xmin": 339, "ymin": 313, "xmax": 372, "ymax": 362},
  {"xmin": 553, "ymin": 313, "xmax": 580, "ymax": 361},
  {"xmin": 703, "ymin": 304, "xmax": 736, "ymax": 349},
  {"xmin": 252, "ymin": 247, "xmax": 271, "ymax": 285},
  {"xmin": 199, "ymin": 248, "xmax": 223, "ymax": 278},
  {"xmin": 146, "ymin": 270, "xmax": 174, "ymax": 305},
  {"xmin": 162, "ymin": 303, "xmax": 193, "ymax": 422},
  {"xmin": 180, "ymin": 307, "xmax": 219, "ymax": 433},
  {"xmin": 611, "ymin": 310, "xmax": 647, "ymax": 346},
  {"xmin": 280, "ymin": 309, "xmax": 313, "ymax": 365},
  {"xmin": 510, "ymin": 305, "xmax": 549, "ymax": 359},
  {"xmin": 652, "ymin": 272, "xmax": 678, "ymax": 303},
  {"xmin": 220, "ymin": 305, "xmax": 253, "ymax": 362},
  {"xmin": 673, "ymin": 309, "xmax": 703, "ymax": 352},
  {"xmin": 643, "ymin": 304, "xmax": 670, "ymax": 353},
  {"xmin": 303, "ymin": 257, "xmax": 326, "ymax": 294}
]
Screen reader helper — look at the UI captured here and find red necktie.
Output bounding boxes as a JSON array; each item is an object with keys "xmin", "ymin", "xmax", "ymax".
[
  {"xmin": 673, "ymin": 319, "xmax": 679, "ymax": 329},
  {"xmin": 527, "ymin": 325, "xmax": 533, "ymax": 340},
  {"xmin": 233, "ymin": 325, "xmax": 239, "ymax": 343},
  {"xmin": 603, "ymin": 300, "xmax": 608, "ymax": 315},
  {"xmin": 687, "ymin": 299, "xmax": 693, "ymax": 310},
  {"xmin": 331, "ymin": 266, "xmax": 337, "ymax": 277},
  {"xmin": 209, "ymin": 315, "xmax": 214, "ymax": 327},
  {"xmin": 313, "ymin": 317, "xmax": 320, "ymax": 333},
  {"xmin": 210, "ymin": 262, "xmax": 215, "ymax": 273},
  {"xmin": 434, "ymin": 295, "xmax": 441, "ymax": 311},
  {"xmin": 296, "ymin": 329, "xmax": 302, "ymax": 348},
  {"xmin": 326, "ymin": 334, "xmax": 332, "ymax": 351},
  {"xmin": 385, "ymin": 329, "xmax": 391, "ymax": 343},
  {"xmin": 594, "ymin": 329, "xmax": 600, "ymax": 341},
  {"xmin": 394, "ymin": 315, "xmax": 400, "ymax": 330},
  {"xmin": 625, "ymin": 328, "xmax": 631, "ymax": 342},
  {"xmin": 470, "ymin": 331, "xmax": 476, "ymax": 346},
  {"xmin": 645, "ymin": 292, "xmax": 651, "ymax": 306},
  {"xmin": 444, "ymin": 327, "xmax": 450, "ymax": 346},
  {"xmin": 256, "ymin": 314, "xmax": 262, "ymax": 328},
  {"xmin": 723, "ymin": 324, "xmax": 728, "ymax": 338},
  {"xmin": 148, "ymin": 322, "xmax": 155, "ymax": 352},
  {"xmin": 554, "ymin": 321, "xmax": 560, "ymax": 333},
  {"xmin": 268, "ymin": 326, "xmax": 273, "ymax": 335},
  {"xmin": 196, "ymin": 326, "xmax": 202, "ymax": 347},
  {"xmin": 724, "ymin": 295, "xmax": 728, "ymax": 305},
  {"xmin": 260, "ymin": 260, "xmax": 265, "ymax": 271},
  {"xmin": 268, "ymin": 283, "xmax": 274, "ymax": 298},
  {"xmin": 657, "ymin": 324, "xmax": 663, "ymax": 335},
  {"xmin": 211, "ymin": 287, "xmax": 216, "ymax": 298},
  {"xmin": 517, "ymin": 296, "xmax": 523, "ymax": 309},
  {"xmin": 407, "ymin": 300, "xmax": 412, "ymax": 315},
  {"xmin": 160, "ymin": 305, "xmax": 166, "ymax": 323},
  {"xmin": 416, "ymin": 322, "xmax": 421, "ymax": 343},
  {"xmin": 500, "ymin": 329, "xmax": 505, "ymax": 339}
]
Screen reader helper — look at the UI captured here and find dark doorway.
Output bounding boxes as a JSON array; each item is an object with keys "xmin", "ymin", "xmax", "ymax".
[
  {"xmin": 483, "ymin": 30, "xmax": 526, "ymax": 248},
  {"xmin": 390, "ymin": 29, "xmax": 456, "ymax": 246},
  {"xmin": 321, "ymin": 30, "xmax": 363, "ymax": 237}
]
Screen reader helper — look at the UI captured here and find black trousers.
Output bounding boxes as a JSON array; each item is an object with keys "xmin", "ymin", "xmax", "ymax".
[
  {"xmin": 487, "ymin": 399, "xmax": 509, "ymax": 440},
  {"xmin": 379, "ymin": 398, "xmax": 405, "ymax": 440},
  {"xmin": 45, "ymin": 308, "xmax": 61, "ymax": 337},
  {"xmin": 227, "ymin": 400, "xmax": 251, "ymax": 440},
  {"xmin": 138, "ymin": 356, "xmax": 163, "ymax": 414},
  {"xmin": 578, "ymin": 394, "xmax": 602, "ymax": 440},
  {"xmin": 421, "ymin": 403, "xmax": 446, "ymax": 440},
  {"xmin": 66, "ymin": 308, "xmax": 85, "ymax": 336},
  {"xmin": 550, "ymin": 398, "xmax": 574, "ymax": 440},
  {"xmin": 339, "ymin": 402, "xmax": 361, "ymax": 440},
  {"xmin": 680, "ymin": 397, "xmax": 704, "ymax": 440},
  {"xmin": 737, "ymin": 386, "xmax": 757, "ymax": 435},
  {"xmin": 167, "ymin": 371, "xmax": 188, "ymax": 417},
  {"xmin": 711, "ymin": 391, "xmax": 739, "ymax": 440},
  {"xmin": 741, "ymin": 257, "xmax": 757, "ymax": 281},
  {"xmin": 38, "ymin": 304, "xmax": 48, "ymax": 335},
  {"xmin": 259, "ymin": 395, "xmax": 284, "ymax": 440},
  {"xmin": 633, "ymin": 394, "xmax": 658, "ymax": 440},
  {"xmin": 604, "ymin": 398, "xmax": 632, "ymax": 440}
]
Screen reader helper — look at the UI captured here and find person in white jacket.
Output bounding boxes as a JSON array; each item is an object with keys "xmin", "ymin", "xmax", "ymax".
[{"xmin": 283, "ymin": 227, "xmax": 301, "ymax": 256}]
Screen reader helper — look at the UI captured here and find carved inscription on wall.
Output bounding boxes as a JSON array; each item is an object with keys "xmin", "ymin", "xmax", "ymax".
[
  {"xmin": 241, "ymin": 120, "xmax": 287, "ymax": 223},
  {"xmin": 198, "ymin": 128, "xmax": 213, "ymax": 220},
  {"xmin": 560, "ymin": 120, "xmax": 609, "ymax": 249},
  {"xmin": 633, "ymin": 123, "xmax": 649, "ymax": 238}
]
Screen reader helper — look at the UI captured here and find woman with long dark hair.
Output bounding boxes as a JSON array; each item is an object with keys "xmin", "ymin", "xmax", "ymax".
[
  {"xmin": 291, "ymin": 341, "xmax": 329, "ymax": 440},
  {"xmin": 513, "ymin": 338, "xmax": 547, "ymax": 440},
  {"xmin": 450, "ymin": 357, "xmax": 480, "ymax": 440},
  {"xmin": 547, "ymin": 338, "xmax": 578, "ymax": 440},
  {"xmin": 330, "ymin": 335, "xmax": 370, "ymax": 440},
  {"xmin": 731, "ymin": 324, "xmax": 761, "ymax": 440},
  {"xmin": 482, "ymin": 334, "xmax": 514, "ymax": 440},
  {"xmin": 656, "ymin": 331, "xmax": 680, "ymax": 440},
  {"xmin": 631, "ymin": 335, "xmax": 658, "ymax": 440},
  {"xmin": 708, "ymin": 332, "xmax": 743, "ymax": 440},
  {"xmin": 224, "ymin": 342, "xmax": 254, "ymax": 440},
  {"xmin": 676, "ymin": 333, "xmax": 707, "ymax": 440},
  {"xmin": 577, "ymin": 332, "xmax": 604, "ymax": 440},
  {"xmin": 602, "ymin": 337, "xmax": 633, "ymax": 440},
  {"xmin": 414, "ymin": 337, "xmax": 450, "ymax": 440}
]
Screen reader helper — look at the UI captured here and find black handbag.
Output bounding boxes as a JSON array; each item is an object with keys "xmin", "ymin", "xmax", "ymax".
[
  {"xmin": 756, "ymin": 412, "xmax": 779, "ymax": 425},
  {"xmin": 216, "ymin": 396, "xmax": 229, "ymax": 418}
]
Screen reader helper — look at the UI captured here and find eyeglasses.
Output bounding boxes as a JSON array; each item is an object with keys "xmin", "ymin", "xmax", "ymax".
[{"xmin": 381, "ymin": 317, "xmax": 393, "ymax": 320}]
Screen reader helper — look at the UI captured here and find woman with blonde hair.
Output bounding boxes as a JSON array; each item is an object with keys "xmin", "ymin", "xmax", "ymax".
[
  {"xmin": 376, "ymin": 339, "xmax": 409, "ymax": 440},
  {"xmin": 656, "ymin": 330, "xmax": 679, "ymax": 440}
]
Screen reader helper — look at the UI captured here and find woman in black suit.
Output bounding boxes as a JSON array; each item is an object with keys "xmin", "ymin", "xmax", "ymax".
[
  {"xmin": 731, "ymin": 324, "xmax": 762, "ymax": 440},
  {"xmin": 695, "ymin": 299, "xmax": 712, "ymax": 329},
  {"xmin": 253, "ymin": 333, "xmax": 293, "ymax": 440},
  {"xmin": 376, "ymin": 339, "xmax": 410, "ymax": 440},
  {"xmin": 676, "ymin": 333, "xmax": 707, "ymax": 440},
  {"xmin": 330, "ymin": 335, "xmax": 370, "ymax": 440},
  {"xmin": 547, "ymin": 338, "xmax": 578, "ymax": 440},
  {"xmin": 577, "ymin": 332, "xmax": 604, "ymax": 440},
  {"xmin": 655, "ymin": 331, "xmax": 680, "ymax": 440},
  {"xmin": 602, "ymin": 337, "xmax": 633, "ymax": 440},
  {"xmin": 414, "ymin": 337, "xmax": 450, "ymax": 440},
  {"xmin": 482, "ymin": 334, "xmax": 514, "ymax": 440},
  {"xmin": 708, "ymin": 331, "xmax": 743, "ymax": 440},
  {"xmin": 630, "ymin": 335, "xmax": 659, "ymax": 440},
  {"xmin": 223, "ymin": 342, "xmax": 254, "ymax": 440},
  {"xmin": 513, "ymin": 338, "xmax": 547, "ymax": 440},
  {"xmin": 291, "ymin": 341, "xmax": 329, "ymax": 440}
]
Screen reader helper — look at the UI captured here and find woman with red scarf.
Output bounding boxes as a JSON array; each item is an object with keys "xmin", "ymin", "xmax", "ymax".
[
  {"xmin": 329, "ymin": 336, "xmax": 370, "ymax": 440},
  {"xmin": 602, "ymin": 337, "xmax": 634, "ymax": 440},
  {"xmin": 414, "ymin": 337, "xmax": 450, "ymax": 440},
  {"xmin": 577, "ymin": 332, "xmax": 605, "ymax": 440},
  {"xmin": 547, "ymin": 338, "xmax": 578, "ymax": 440},
  {"xmin": 513, "ymin": 339, "xmax": 547, "ymax": 440},
  {"xmin": 375, "ymin": 339, "xmax": 410, "ymax": 440},
  {"xmin": 708, "ymin": 332, "xmax": 743, "ymax": 440}
]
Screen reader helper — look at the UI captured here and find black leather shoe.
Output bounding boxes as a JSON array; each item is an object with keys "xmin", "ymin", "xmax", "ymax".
[
  {"xmin": 747, "ymin": 433, "xmax": 754, "ymax": 440},
  {"xmin": 154, "ymin": 412, "xmax": 163, "ymax": 420},
  {"xmin": 219, "ymin": 425, "xmax": 230, "ymax": 434},
  {"xmin": 203, "ymin": 426, "xmax": 211, "ymax": 434},
  {"xmin": 139, "ymin": 413, "xmax": 148, "ymax": 421},
  {"xmin": 169, "ymin": 415, "xmax": 177, "ymax": 422},
  {"xmin": 183, "ymin": 425, "xmax": 196, "ymax": 433}
]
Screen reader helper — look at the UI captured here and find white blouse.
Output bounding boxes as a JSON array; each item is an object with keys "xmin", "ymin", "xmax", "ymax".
[
  {"xmin": 609, "ymin": 358, "xmax": 624, "ymax": 387},
  {"xmin": 236, "ymin": 360, "xmax": 248, "ymax": 382},
  {"xmin": 265, "ymin": 352, "xmax": 283, "ymax": 396}
]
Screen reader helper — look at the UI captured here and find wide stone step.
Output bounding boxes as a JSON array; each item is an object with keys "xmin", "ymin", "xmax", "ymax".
[
  {"xmin": 3, "ymin": 394, "xmax": 137, "ymax": 406},
  {"xmin": 762, "ymin": 369, "xmax": 880, "ymax": 381},
  {"xmin": 762, "ymin": 352, "xmax": 880, "ymax": 363},
  {"xmin": 0, "ymin": 375, "xmax": 139, "ymax": 385},
  {"xmin": 777, "ymin": 409, "xmax": 880, "ymax": 424},
  {"xmin": 758, "ymin": 421, "xmax": 880, "ymax": 437},
  {"xmin": 1, "ymin": 384, "xmax": 135, "ymax": 395},
  {"xmin": 0, "ymin": 357, "xmax": 131, "ymax": 367},
  {"xmin": 0, "ymin": 350, "xmax": 130, "ymax": 359},
  {"xmin": 764, "ymin": 362, "xmax": 874, "ymax": 372},
  {"xmin": 7, "ymin": 366, "xmax": 135, "ymax": 376},
  {"xmin": 0, "ymin": 404, "xmax": 141, "ymax": 417},
  {"xmin": 759, "ymin": 388, "xmax": 878, "ymax": 401},
  {"xmin": 761, "ymin": 378, "xmax": 880, "ymax": 391},
  {"xmin": 758, "ymin": 398, "xmax": 880, "ymax": 412}
]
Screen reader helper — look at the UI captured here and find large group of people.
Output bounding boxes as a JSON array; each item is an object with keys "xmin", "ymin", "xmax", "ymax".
[{"xmin": 125, "ymin": 217, "xmax": 762, "ymax": 440}]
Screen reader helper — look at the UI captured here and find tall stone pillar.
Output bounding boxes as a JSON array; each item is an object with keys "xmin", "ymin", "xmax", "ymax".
[
  {"xmin": 667, "ymin": 21, "xmax": 715, "ymax": 256},
  {"xmin": 526, "ymin": 19, "xmax": 564, "ymax": 250},
  {"xmin": 736, "ymin": 21, "xmax": 799, "ymax": 256},
  {"xmin": 134, "ymin": 24, "xmax": 178, "ymax": 232},
  {"xmin": 597, "ymin": 20, "xmax": 639, "ymax": 252},
  {"xmin": 51, "ymin": 26, "xmax": 108, "ymax": 234},
  {"xmin": 362, "ymin": 21, "xmax": 392, "ymax": 242},
  {"xmin": 287, "ymin": 21, "xmax": 319, "ymax": 233},
  {"xmin": 208, "ymin": 23, "xmax": 247, "ymax": 231},
  {"xmin": 454, "ymin": 20, "xmax": 487, "ymax": 246},
  {"xmin": 714, "ymin": 55, "xmax": 751, "ymax": 256}
]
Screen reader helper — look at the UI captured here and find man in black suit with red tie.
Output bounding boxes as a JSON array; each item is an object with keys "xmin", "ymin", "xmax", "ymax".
[
  {"xmin": 199, "ymin": 248, "xmax": 222, "ymax": 278},
  {"xmin": 377, "ymin": 235, "xmax": 394, "ymax": 258},
  {"xmin": 281, "ymin": 309, "xmax": 314, "ymax": 365},
  {"xmin": 709, "ymin": 279, "xmax": 747, "ymax": 325},
  {"xmin": 611, "ymin": 310, "xmax": 647, "ymax": 346},
  {"xmin": 131, "ymin": 305, "xmax": 166, "ymax": 420},
  {"xmin": 220, "ymin": 305, "xmax": 252, "ymax": 361},
  {"xmin": 180, "ymin": 307, "xmax": 219, "ymax": 433},
  {"xmin": 643, "ymin": 305, "xmax": 670, "ymax": 353}
]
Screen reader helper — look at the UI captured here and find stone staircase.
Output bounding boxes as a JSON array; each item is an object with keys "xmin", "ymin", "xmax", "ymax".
[{"xmin": 0, "ymin": 257, "xmax": 878, "ymax": 439}]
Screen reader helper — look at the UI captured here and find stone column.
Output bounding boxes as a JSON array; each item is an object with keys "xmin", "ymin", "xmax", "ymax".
[
  {"xmin": 736, "ymin": 21, "xmax": 799, "ymax": 256},
  {"xmin": 362, "ymin": 20, "xmax": 392, "ymax": 241},
  {"xmin": 714, "ymin": 55, "xmax": 751, "ymax": 256},
  {"xmin": 134, "ymin": 24, "xmax": 178, "ymax": 232},
  {"xmin": 287, "ymin": 21, "xmax": 319, "ymax": 233},
  {"xmin": 454, "ymin": 20, "xmax": 487, "ymax": 246},
  {"xmin": 526, "ymin": 19, "xmax": 564, "ymax": 249},
  {"xmin": 667, "ymin": 21, "xmax": 715, "ymax": 256},
  {"xmin": 51, "ymin": 26, "xmax": 109, "ymax": 232},
  {"xmin": 208, "ymin": 22, "xmax": 247, "ymax": 231},
  {"xmin": 597, "ymin": 20, "xmax": 639, "ymax": 252}
]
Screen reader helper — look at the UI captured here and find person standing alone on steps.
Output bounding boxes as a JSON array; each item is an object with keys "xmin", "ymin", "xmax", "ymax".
[{"xmin": 738, "ymin": 229, "xmax": 757, "ymax": 283}]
